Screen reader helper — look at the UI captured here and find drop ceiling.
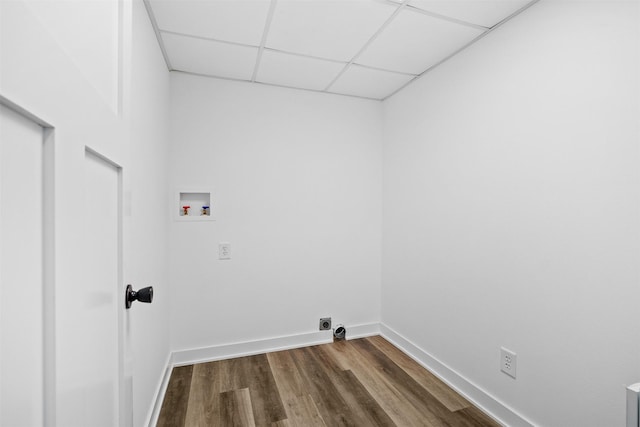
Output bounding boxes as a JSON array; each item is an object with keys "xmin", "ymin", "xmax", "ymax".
[{"xmin": 145, "ymin": 0, "xmax": 538, "ymax": 101}]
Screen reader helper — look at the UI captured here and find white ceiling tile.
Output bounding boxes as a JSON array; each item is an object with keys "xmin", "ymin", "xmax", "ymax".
[
  {"xmin": 408, "ymin": 0, "xmax": 533, "ymax": 27},
  {"xmin": 356, "ymin": 8, "xmax": 485, "ymax": 75},
  {"xmin": 149, "ymin": 0, "xmax": 271, "ymax": 45},
  {"xmin": 329, "ymin": 65, "xmax": 414, "ymax": 100},
  {"xmin": 256, "ymin": 50, "xmax": 346, "ymax": 91},
  {"xmin": 266, "ymin": 0, "xmax": 398, "ymax": 62},
  {"xmin": 162, "ymin": 32, "xmax": 258, "ymax": 80}
]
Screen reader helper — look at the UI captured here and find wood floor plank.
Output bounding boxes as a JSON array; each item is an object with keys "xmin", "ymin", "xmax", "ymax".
[
  {"xmin": 184, "ymin": 361, "xmax": 224, "ymax": 426},
  {"xmin": 318, "ymin": 339, "xmax": 352, "ymax": 371},
  {"xmin": 367, "ymin": 335, "xmax": 472, "ymax": 412},
  {"xmin": 267, "ymin": 350, "xmax": 307, "ymax": 399},
  {"xmin": 280, "ymin": 394, "xmax": 327, "ymax": 427},
  {"xmin": 239, "ymin": 354, "xmax": 287, "ymax": 425},
  {"xmin": 220, "ymin": 388, "xmax": 257, "ymax": 427},
  {"xmin": 157, "ymin": 365, "xmax": 193, "ymax": 427},
  {"xmin": 218, "ymin": 357, "xmax": 247, "ymax": 392},
  {"xmin": 453, "ymin": 406, "xmax": 502, "ymax": 427}
]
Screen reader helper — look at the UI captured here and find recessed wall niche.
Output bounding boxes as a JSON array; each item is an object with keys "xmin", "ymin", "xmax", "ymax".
[{"xmin": 176, "ymin": 190, "xmax": 214, "ymax": 221}]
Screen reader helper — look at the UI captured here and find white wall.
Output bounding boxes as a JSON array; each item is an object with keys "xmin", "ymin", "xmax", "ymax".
[
  {"xmin": 0, "ymin": 1, "xmax": 171, "ymax": 425},
  {"xmin": 382, "ymin": 1, "xmax": 640, "ymax": 426},
  {"xmin": 169, "ymin": 74, "xmax": 382, "ymax": 352}
]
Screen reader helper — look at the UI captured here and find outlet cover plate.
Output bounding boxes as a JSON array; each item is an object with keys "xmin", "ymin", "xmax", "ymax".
[
  {"xmin": 500, "ymin": 347, "xmax": 517, "ymax": 378},
  {"xmin": 319, "ymin": 317, "xmax": 331, "ymax": 330},
  {"xmin": 219, "ymin": 242, "xmax": 231, "ymax": 260}
]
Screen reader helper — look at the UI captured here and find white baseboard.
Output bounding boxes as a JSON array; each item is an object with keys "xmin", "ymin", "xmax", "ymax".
[
  {"xmin": 146, "ymin": 353, "xmax": 173, "ymax": 427},
  {"xmin": 380, "ymin": 323, "xmax": 534, "ymax": 427},
  {"xmin": 171, "ymin": 330, "xmax": 333, "ymax": 367},
  {"xmin": 171, "ymin": 322, "xmax": 381, "ymax": 367},
  {"xmin": 146, "ymin": 322, "xmax": 380, "ymax": 426},
  {"xmin": 344, "ymin": 322, "xmax": 381, "ymax": 339}
]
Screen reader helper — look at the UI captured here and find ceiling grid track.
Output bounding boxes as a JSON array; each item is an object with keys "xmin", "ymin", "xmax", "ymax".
[
  {"xmin": 252, "ymin": 0, "xmax": 278, "ymax": 82},
  {"xmin": 263, "ymin": 47, "xmax": 349, "ymax": 66},
  {"xmin": 161, "ymin": 30, "xmax": 261, "ymax": 49},
  {"xmin": 142, "ymin": 0, "xmax": 173, "ymax": 71},
  {"xmin": 402, "ymin": 4, "xmax": 489, "ymax": 31}
]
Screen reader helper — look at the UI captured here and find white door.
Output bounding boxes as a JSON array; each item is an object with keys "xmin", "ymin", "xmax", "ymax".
[
  {"xmin": 83, "ymin": 149, "xmax": 122, "ymax": 426},
  {"xmin": 56, "ymin": 148, "xmax": 126, "ymax": 427},
  {"xmin": 0, "ymin": 103, "xmax": 46, "ymax": 426},
  {"xmin": 55, "ymin": 148, "xmax": 125, "ymax": 427}
]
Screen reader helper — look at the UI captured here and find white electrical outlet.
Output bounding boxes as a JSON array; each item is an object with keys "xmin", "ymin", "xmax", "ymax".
[
  {"xmin": 218, "ymin": 242, "xmax": 231, "ymax": 260},
  {"xmin": 500, "ymin": 347, "xmax": 517, "ymax": 378}
]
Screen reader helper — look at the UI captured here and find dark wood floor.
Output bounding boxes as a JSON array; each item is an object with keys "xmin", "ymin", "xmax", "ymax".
[{"xmin": 157, "ymin": 336, "xmax": 501, "ymax": 426}]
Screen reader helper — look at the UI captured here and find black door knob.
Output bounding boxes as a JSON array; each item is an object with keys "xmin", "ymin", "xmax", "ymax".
[{"xmin": 125, "ymin": 284, "xmax": 153, "ymax": 309}]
